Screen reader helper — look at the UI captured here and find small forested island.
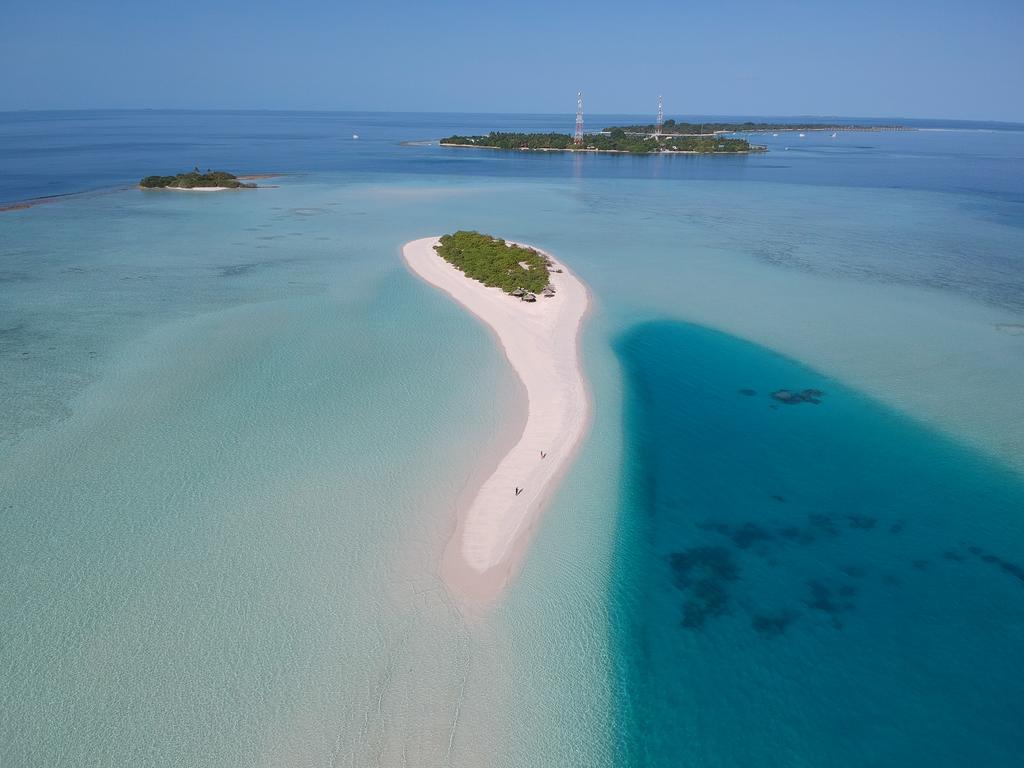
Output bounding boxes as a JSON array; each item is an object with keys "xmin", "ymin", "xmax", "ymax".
[
  {"xmin": 139, "ymin": 170, "xmax": 256, "ymax": 189},
  {"xmin": 440, "ymin": 130, "xmax": 757, "ymax": 154},
  {"xmin": 606, "ymin": 119, "xmax": 911, "ymax": 134},
  {"xmin": 434, "ymin": 231, "xmax": 554, "ymax": 298}
]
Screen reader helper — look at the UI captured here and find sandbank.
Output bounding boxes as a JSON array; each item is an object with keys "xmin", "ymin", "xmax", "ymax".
[{"xmin": 402, "ymin": 236, "xmax": 590, "ymax": 601}]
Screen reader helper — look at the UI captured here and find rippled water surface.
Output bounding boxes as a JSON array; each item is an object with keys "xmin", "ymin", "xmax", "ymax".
[{"xmin": 1, "ymin": 111, "xmax": 1022, "ymax": 765}]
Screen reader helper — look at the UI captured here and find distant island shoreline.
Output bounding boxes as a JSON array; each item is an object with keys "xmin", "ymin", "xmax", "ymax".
[
  {"xmin": 439, "ymin": 129, "xmax": 763, "ymax": 155},
  {"xmin": 440, "ymin": 120, "xmax": 913, "ymax": 156},
  {"xmin": 438, "ymin": 141, "xmax": 766, "ymax": 156},
  {"xmin": 139, "ymin": 170, "xmax": 264, "ymax": 190}
]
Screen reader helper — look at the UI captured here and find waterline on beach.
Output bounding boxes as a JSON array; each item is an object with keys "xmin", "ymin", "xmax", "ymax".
[{"xmin": 402, "ymin": 236, "xmax": 590, "ymax": 600}]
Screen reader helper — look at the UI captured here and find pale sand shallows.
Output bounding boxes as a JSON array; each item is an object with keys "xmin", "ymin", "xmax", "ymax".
[
  {"xmin": 402, "ymin": 237, "xmax": 591, "ymax": 601},
  {"xmin": 164, "ymin": 186, "xmax": 232, "ymax": 192}
]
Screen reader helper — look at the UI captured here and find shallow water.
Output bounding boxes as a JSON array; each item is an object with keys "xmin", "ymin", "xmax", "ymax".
[{"xmin": 1, "ymin": 111, "xmax": 1023, "ymax": 765}]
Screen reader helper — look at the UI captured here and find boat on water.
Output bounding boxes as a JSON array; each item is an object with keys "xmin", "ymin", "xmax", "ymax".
[
  {"xmin": 799, "ymin": 133, "xmax": 806, "ymax": 138},
  {"xmin": 352, "ymin": 133, "xmax": 359, "ymax": 140}
]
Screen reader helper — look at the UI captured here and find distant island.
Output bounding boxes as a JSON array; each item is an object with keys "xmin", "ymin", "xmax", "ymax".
[
  {"xmin": 440, "ymin": 131, "xmax": 760, "ymax": 155},
  {"xmin": 440, "ymin": 119, "xmax": 914, "ymax": 156},
  {"xmin": 139, "ymin": 170, "xmax": 256, "ymax": 190},
  {"xmin": 434, "ymin": 230, "xmax": 554, "ymax": 299},
  {"xmin": 606, "ymin": 119, "xmax": 912, "ymax": 134}
]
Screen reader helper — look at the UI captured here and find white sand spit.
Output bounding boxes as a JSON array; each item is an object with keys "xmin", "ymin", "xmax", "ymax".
[
  {"xmin": 164, "ymin": 186, "xmax": 233, "ymax": 191},
  {"xmin": 402, "ymin": 237, "xmax": 591, "ymax": 601}
]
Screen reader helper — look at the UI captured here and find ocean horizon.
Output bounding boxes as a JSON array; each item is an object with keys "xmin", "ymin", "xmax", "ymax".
[{"xmin": 2, "ymin": 109, "xmax": 1023, "ymax": 765}]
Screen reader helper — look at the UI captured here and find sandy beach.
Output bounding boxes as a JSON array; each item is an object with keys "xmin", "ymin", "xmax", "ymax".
[
  {"xmin": 402, "ymin": 237, "xmax": 590, "ymax": 601},
  {"xmin": 164, "ymin": 186, "xmax": 233, "ymax": 192}
]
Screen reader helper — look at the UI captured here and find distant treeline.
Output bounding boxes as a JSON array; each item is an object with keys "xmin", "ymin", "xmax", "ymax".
[
  {"xmin": 604, "ymin": 119, "xmax": 909, "ymax": 134},
  {"xmin": 139, "ymin": 170, "xmax": 255, "ymax": 189},
  {"xmin": 434, "ymin": 230, "xmax": 550, "ymax": 294},
  {"xmin": 440, "ymin": 131, "xmax": 756, "ymax": 154}
]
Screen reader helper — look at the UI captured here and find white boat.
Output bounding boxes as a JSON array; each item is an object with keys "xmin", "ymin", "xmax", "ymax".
[
  {"xmin": 831, "ymin": 132, "xmax": 838, "ymax": 138},
  {"xmin": 352, "ymin": 133, "xmax": 359, "ymax": 140},
  {"xmin": 798, "ymin": 133, "xmax": 806, "ymax": 138}
]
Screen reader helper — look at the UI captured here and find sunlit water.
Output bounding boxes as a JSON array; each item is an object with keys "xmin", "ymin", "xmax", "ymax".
[{"xmin": 1, "ymin": 111, "xmax": 1023, "ymax": 765}]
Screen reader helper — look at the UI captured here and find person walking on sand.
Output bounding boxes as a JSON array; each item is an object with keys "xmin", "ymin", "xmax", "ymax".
[{"xmin": 540, "ymin": 451, "xmax": 547, "ymax": 459}]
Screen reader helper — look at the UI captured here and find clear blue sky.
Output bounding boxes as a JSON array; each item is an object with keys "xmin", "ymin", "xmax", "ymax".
[{"xmin": 2, "ymin": 0, "xmax": 1022, "ymax": 121}]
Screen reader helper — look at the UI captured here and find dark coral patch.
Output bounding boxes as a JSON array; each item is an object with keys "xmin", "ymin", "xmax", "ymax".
[
  {"xmin": 998, "ymin": 560, "xmax": 1024, "ymax": 584},
  {"xmin": 804, "ymin": 579, "xmax": 857, "ymax": 628},
  {"xmin": 681, "ymin": 579, "xmax": 731, "ymax": 629},
  {"xmin": 806, "ymin": 580, "xmax": 839, "ymax": 613},
  {"xmin": 670, "ymin": 547, "xmax": 739, "ymax": 631},
  {"xmin": 697, "ymin": 520, "xmax": 774, "ymax": 550},
  {"xmin": 771, "ymin": 388, "xmax": 826, "ymax": 405},
  {"xmin": 729, "ymin": 522, "xmax": 774, "ymax": 550},
  {"xmin": 752, "ymin": 610, "xmax": 799, "ymax": 636},
  {"xmin": 968, "ymin": 547, "xmax": 1024, "ymax": 585},
  {"xmin": 669, "ymin": 546, "xmax": 739, "ymax": 590}
]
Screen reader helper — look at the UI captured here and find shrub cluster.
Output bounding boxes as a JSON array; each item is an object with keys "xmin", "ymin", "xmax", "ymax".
[
  {"xmin": 139, "ymin": 170, "xmax": 254, "ymax": 189},
  {"xmin": 434, "ymin": 231, "xmax": 550, "ymax": 294},
  {"xmin": 440, "ymin": 131, "xmax": 753, "ymax": 154}
]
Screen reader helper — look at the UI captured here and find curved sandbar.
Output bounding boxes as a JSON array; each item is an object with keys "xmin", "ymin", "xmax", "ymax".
[{"xmin": 402, "ymin": 237, "xmax": 590, "ymax": 600}]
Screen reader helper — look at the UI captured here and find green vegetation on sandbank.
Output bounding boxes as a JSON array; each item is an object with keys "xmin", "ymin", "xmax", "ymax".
[
  {"xmin": 434, "ymin": 231, "xmax": 551, "ymax": 294},
  {"xmin": 440, "ymin": 130, "xmax": 757, "ymax": 154},
  {"xmin": 139, "ymin": 170, "xmax": 256, "ymax": 189},
  {"xmin": 605, "ymin": 119, "xmax": 911, "ymax": 134}
]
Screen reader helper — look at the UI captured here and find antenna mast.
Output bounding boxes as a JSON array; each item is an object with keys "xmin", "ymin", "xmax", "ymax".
[
  {"xmin": 574, "ymin": 92, "xmax": 584, "ymax": 146},
  {"xmin": 656, "ymin": 95, "xmax": 664, "ymax": 136}
]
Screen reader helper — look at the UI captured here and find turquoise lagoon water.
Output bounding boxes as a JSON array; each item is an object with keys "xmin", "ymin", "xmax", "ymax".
[{"xmin": 1, "ymin": 112, "xmax": 1023, "ymax": 765}]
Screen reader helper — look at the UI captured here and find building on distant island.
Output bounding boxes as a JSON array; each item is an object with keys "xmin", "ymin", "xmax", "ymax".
[
  {"xmin": 439, "ymin": 92, "xmax": 768, "ymax": 155},
  {"xmin": 439, "ymin": 92, "xmax": 911, "ymax": 157},
  {"xmin": 574, "ymin": 91, "xmax": 585, "ymax": 146}
]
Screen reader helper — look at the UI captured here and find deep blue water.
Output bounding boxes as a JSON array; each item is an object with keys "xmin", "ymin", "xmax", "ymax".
[
  {"xmin": 613, "ymin": 321, "xmax": 1024, "ymax": 766},
  {"xmin": 3, "ymin": 110, "xmax": 1023, "ymax": 205}
]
